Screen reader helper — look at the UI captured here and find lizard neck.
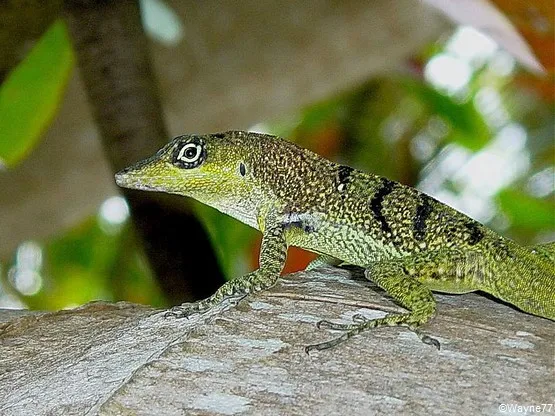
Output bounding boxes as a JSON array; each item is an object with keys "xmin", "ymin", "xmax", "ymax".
[{"xmin": 194, "ymin": 192, "xmax": 262, "ymax": 230}]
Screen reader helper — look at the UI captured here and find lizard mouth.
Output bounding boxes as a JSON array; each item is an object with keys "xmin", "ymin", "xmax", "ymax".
[
  {"xmin": 115, "ymin": 162, "xmax": 160, "ymax": 191},
  {"xmin": 115, "ymin": 171, "xmax": 157, "ymax": 191},
  {"xmin": 115, "ymin": 152, "xmax": 163, "ymax": 192}
]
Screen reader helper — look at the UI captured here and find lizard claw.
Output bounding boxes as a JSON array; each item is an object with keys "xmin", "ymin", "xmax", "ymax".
[
  {"xmin": 419, "ymin": 333, "xmax": 441, "ymax": 350},
  {"xmin": 316, "ymin": 319, "xmax": 354, "ymax": 330},
  {"xmin": 351, "ymin": 313, "xmax": 368, "ymax": 324},
  {"xmin": 408, "ymin": 324, "xmax": 441, "ymax": 350},
  {"xmin": 316, "ymin": 319, "xmax": 333, "ymax": 329}
]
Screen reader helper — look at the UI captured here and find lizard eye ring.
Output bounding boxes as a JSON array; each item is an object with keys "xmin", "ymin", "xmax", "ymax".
[
  {"xmin": 178, "ymin": 143, "xmax": 200, "ymax": 162},
  {"xmin": 172, "ymin": 138, "xmax": 206, "ymax": 169}
]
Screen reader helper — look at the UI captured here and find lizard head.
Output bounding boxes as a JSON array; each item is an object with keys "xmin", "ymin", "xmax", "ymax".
[{"xmin": 115, "ymin": 131, "xmax": 262, "ymax": 210}]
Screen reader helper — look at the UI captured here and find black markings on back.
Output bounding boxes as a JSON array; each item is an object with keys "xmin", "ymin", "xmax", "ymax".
[
  {"xmin": 369, "ymin": 177, "xmax": 395, "ymax": 234},
  {"xmin": 338, "ymin": 165, "xmax": 354, "ymax": 184},
  {"xmin": 465, "ymin": 221, "xmax": 484, "ymax": 245},
  {"xmin": 413, "ymin": 194, "xmax": 434, "ymax": 241},
  {"xmin": 336, "ymin": 165, "xmax": 354, "ymax": 193},
  {"xmin": 492, "ymin": 238, "xmax": 513, "ymax": 259},
  {"xmin": 213, "ymin": 133, "xmax": 226, "ymax": 139}
]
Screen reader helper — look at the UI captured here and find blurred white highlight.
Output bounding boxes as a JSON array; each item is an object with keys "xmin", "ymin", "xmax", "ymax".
[{"xmin": 140, "ymin": 0, "xmax": 184, "ymax": 45}]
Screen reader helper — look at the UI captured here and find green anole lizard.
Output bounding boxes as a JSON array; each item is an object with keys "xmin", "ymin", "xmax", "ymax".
[{"xmin": 115, "ymin": 131, "xmax": 555, "ymax": 351}]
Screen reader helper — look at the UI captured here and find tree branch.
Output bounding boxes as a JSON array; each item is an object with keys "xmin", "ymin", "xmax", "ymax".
[
  {"xmin": 1, "ymin": 267, "xmax": 552, "ymax": 414},
  {"xmin": 63, "ymin": 0, "xmax": 224, "ymax": 302}
]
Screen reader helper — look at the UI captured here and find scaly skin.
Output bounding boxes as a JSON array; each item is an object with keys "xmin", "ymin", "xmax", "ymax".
[{"xmin": 115, "ymin": 131, "xmax": 555, "ymax": 351}]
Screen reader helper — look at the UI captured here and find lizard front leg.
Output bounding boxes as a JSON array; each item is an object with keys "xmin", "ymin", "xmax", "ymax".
[{"xmin": 166, "ymin": 213, "xmax": 288, "ymax": 318}]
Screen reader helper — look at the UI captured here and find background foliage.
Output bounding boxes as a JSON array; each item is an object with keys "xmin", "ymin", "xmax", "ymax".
[{"xmin": 0, "ymin": 2, "xmax": 553, "ymax": 310}]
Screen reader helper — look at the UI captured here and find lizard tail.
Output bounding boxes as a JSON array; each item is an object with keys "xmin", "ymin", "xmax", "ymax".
[
  {"xmin": 512, "ymin": 242, "xmax": 555, "ymax": 321},
  {"xmin": 489, "ymin": 241, "xmax": 555, "ymax": 321}
]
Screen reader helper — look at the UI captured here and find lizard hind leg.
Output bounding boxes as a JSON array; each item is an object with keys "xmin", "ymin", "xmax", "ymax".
[{"xmin": 305, "ymin": 259, "xmax": 439, "ymax": 353}]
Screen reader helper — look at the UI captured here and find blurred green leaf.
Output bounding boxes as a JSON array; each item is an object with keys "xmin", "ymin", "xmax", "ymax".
[
  {"xmin": 497, "ymin": 188, "xmax": 555, "ymax": 231},
  {"xmin": 403, "ymin": 78, "xmax": 490, "ymax": 151},
  {"xmin": 0, "ymin": 19, "xmax": 74, "ymax": 168},
  {"xmin": 193, "ymin": 202, "xmax": 257, "ymax": 280},
  {"xmin": 13, "ymin": 216, "xmax": 165, "ymax": 311}
]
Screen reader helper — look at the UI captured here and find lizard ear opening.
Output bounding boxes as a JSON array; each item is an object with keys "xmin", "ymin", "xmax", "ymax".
[
  {"xmin": 239, "ymin": 162, "xmax": 247, "ymax": 177},
  {"xmin": 172, "ymin": 137, "xmax": 206, "ymax": 169}
]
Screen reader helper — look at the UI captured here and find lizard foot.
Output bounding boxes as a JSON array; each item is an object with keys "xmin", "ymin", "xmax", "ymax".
[
  {"xmin": 305, "ymin": 313, "xmax": 440, "ymax": 353},
  {"xmin": 315, "ymin": 313, "xmax": 369, "ymax": 330},
  {"xmin": 164, "ymin": 291, "xmax": 249, "ymax": 319},
  {"xmin": 164, "ymin": 300, "xmax": 210, "ymax": 319}
]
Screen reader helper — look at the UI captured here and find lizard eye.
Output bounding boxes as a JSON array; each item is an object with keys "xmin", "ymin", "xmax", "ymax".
[{"xmin": 172, "ymin": 138, "xmax": 206, "ymax": 169}]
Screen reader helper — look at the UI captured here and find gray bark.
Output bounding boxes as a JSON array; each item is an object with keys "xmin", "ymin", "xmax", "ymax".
[{"xmin": 1, "ymin": 266, "xmax": 553, "ymax": 415}]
